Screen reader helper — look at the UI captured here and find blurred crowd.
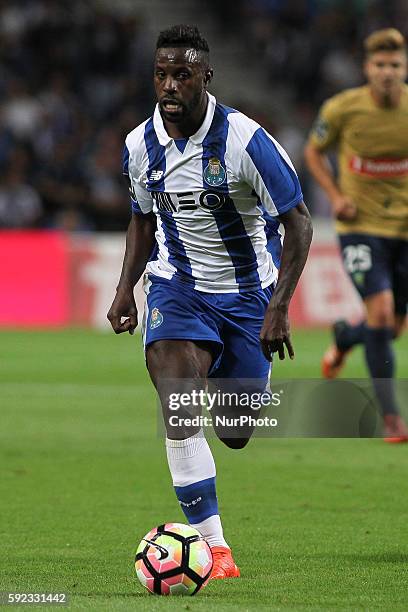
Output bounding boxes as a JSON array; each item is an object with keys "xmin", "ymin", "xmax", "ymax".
[
  {"xmin": 236, "ymin": 0, "xmax": 408, "ymax": 106},
  {"xmin": 214, "ymin": 0, "xmax": 408, "ymax": 215},
  {"xmin": 0, "ymin": 0, "xmax": 152, "ymax": 230},
  {"xmin": 0, "ymin": 0, "xmax": 407, "ymax": 230}
]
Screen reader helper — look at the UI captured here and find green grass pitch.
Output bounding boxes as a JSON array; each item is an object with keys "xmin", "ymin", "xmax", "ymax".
[{"xmin": 1, "ymin": 329, "xmax": 408, "ymax": 610}]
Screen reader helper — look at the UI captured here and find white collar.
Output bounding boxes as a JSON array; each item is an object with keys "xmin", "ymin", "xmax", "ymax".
[{"xmin": 152, "ymin": 92, "xmax": 216, "ymax": 146}]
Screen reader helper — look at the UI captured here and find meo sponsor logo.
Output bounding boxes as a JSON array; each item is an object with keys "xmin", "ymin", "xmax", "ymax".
[{"xmin": 152, "ymin": 190, "xmax": 227, "ymax": 213}]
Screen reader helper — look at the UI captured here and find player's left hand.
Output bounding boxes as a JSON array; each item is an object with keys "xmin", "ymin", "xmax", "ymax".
[{"xmin": 260, "ymin": 304, "xmax": 294, "ymax": 362}]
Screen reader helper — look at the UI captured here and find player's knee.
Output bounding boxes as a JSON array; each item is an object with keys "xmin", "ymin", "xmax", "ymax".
[
  {"xmin": 219, "ymin": 437, "xmax": 251, "ymax": 450},
  {"xmin": 366, "ymin": 303, "xmax": 394, "ymax": 328},
  {"xmin": 365, "ymin": 292, "xmax": 394, "ymax": 328},
  {"xmin": 368, "ymin": 310, "xmax": 394, "ymax": 328},
  {"xmin": 165, "ymin": 425, "xmax": 202, "ymax": 441}
]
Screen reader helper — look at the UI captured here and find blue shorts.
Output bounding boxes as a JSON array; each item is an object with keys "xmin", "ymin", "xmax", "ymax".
[
  {"xmin": 142, "ymin": 275, "xmax": 273, "ymax": 381},
  {"xmin": 339, "ymin": 233, "xmax": 408, "ymax": 315}
]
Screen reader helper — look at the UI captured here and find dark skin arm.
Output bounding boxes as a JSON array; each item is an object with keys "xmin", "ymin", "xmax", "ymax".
[
  {"xmin": 107, "ymin": 212, "xmax": 156, "ymax": 334},
  {"xmin": 260, "ymin": 201, "xmax": 313, "ymax": 361}
]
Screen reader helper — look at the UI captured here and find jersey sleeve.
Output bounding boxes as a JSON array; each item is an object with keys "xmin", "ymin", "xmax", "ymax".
[
  {"xmin": 307, "ymin": 95, "xmax": 344, "ymax": 151},
  {"xmin": 240, "ymin": 127, "xmax": 303, "ymax": 216},
  {"xmin": 123, "ymin": 143, "xmax": 153, "ymax": 215}
]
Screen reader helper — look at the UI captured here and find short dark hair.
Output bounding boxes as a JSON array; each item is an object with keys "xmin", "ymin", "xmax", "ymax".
[{"xmin": 156, "ymin": 24, "xmax": 210, "ymax": 53}]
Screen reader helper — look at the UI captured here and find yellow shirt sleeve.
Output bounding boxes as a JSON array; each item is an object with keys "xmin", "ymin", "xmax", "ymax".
[{"xmin": 308, "ymin": 96, "xmax": 344, "ymax": 151}]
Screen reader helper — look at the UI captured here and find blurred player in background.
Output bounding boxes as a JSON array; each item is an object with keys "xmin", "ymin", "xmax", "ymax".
[
  {"xmin": 305, "ymin": 28, "xmax": 408, "ymax": 442},
  {"xmin": 108, "ymin": 25, "xmax": 312, "ymax": 578}
]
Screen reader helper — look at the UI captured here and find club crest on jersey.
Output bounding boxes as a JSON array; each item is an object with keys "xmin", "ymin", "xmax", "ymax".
[
  {"xmin": 203, "ymin": 157, "xmax": 226, "ymax": 187},
  {"xmin": 150, "ymin": 307, "xmax": 163, "ymax": 329}
]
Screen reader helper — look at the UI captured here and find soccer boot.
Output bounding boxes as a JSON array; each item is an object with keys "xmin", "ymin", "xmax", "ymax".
[
  {"xmin": 321, "ymin": 320, "xmax": 351, "ymax": 379},
  {"xmin": 209, "ymin": 546, "xmax": 240, "ymax": 580},
  {"xmin": 383, "ymin": 414, "xmax": 408, "ymax": 443}
]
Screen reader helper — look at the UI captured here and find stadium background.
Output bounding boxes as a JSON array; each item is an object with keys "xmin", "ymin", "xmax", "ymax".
[{"xmin": 1, "ymin": 1, "xmax": 408, "ymax": 609}]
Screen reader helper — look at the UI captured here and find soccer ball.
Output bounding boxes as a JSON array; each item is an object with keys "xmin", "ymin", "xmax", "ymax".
[{"xmin": 135, "ymin": 522, "xmax": 213, "ymax": 596}]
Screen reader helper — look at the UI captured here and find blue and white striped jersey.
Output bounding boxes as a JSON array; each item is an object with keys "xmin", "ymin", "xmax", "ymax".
[{"xmin": 123, "ymin": 93, "xmax": 302, "ymax": 293}]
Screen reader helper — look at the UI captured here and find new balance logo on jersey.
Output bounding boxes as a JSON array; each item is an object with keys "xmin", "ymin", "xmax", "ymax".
[{"xmin": 149, "ymin": 170, "xmax": 164, "ymax": 181}]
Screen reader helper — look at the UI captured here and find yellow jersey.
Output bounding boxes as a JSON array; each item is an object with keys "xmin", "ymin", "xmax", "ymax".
[{"xmin": 308, "ymin": 85, "xmax": 408, "ymax": 239}]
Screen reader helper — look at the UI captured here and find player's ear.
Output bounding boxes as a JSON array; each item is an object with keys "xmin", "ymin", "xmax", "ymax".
[{"xmin": 204, "ymin": 69, "xmax": 213, "ymax": 87}]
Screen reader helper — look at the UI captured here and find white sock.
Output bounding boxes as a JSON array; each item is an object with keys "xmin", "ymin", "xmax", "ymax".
[
  {"xmin": 166, "ymin": 430, "xmax": 229, "ymax": 548},
  {"xmin": 191, "ymin": 514, "xmax": 229, "ymax": 549},
  {"xmin": 166, "ymin": 430, "xmax": 214, "ymax": 486}
]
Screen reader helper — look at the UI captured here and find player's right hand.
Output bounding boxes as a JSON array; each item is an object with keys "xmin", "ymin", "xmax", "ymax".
[
  {"xmin": 107, "ymin": 288, "xmax": 138, "ymax": 335},
  {"xmin": 331, "ymin": 194, "xmax": 357, "ymax": 220}
]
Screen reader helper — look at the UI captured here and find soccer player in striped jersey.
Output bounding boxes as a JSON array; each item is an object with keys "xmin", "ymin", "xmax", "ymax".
[
  {"xmin": 305, "ymin": 28, "xmax": 408, "ymax": 442},
  {"xmin": 108, "ymin": 25, "xmax": 312, "ymax": 579}
]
